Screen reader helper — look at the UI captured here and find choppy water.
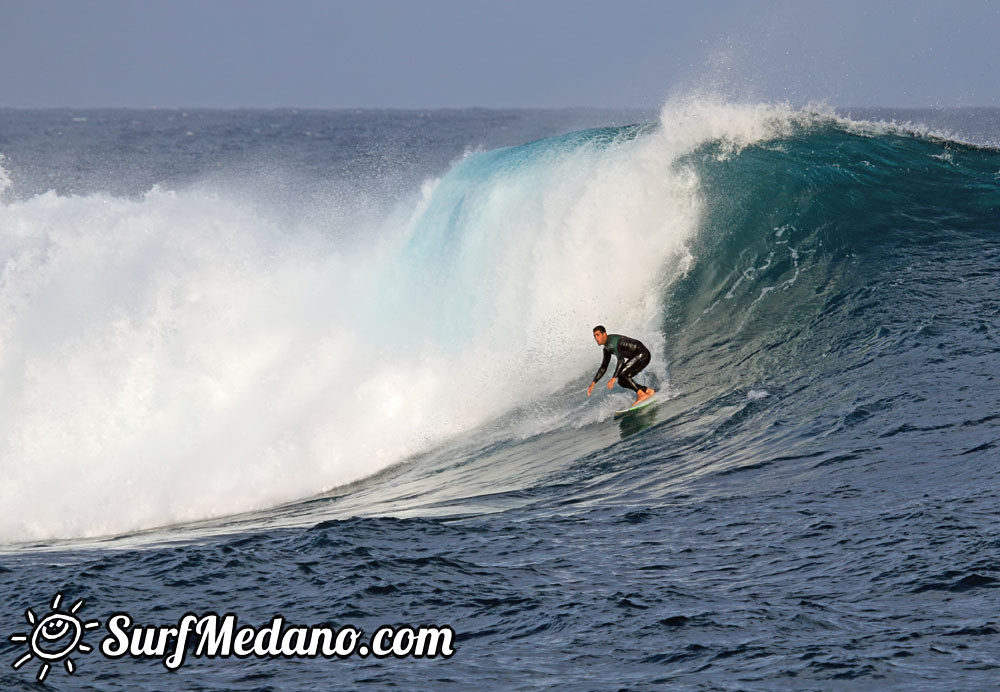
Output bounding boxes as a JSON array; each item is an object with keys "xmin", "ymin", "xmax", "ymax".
[{"xmin": 1, "ymin": 103, "xmax": 999, "ymax": 690}]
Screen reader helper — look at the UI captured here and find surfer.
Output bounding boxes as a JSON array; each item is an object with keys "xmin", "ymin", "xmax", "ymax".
[{"xmin": 587, "ymin": 326, "xmax": 655, "ymax": 406}]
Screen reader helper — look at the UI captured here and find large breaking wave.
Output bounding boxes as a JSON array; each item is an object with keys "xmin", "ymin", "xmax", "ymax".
[{"xmin": 2, "ymin": 101, "xmax": 998, "ymax": 542}]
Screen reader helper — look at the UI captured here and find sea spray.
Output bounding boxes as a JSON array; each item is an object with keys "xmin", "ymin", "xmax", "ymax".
[
  {"xmin": 0, "ymin": 154, "xmax": 12, "ymax": 198},
  {"xmin": 0, "ymin": 102, "xmax": 836, "ymax": 541}
]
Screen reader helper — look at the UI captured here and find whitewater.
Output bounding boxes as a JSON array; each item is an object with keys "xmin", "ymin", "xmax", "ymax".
[
  {"xmin": 0, "ymin": 102, "xmax": 998, "ymax": 690},
  {"xmin": 0, "ymin": 101, "xmax": 795, "ymax": 541}
]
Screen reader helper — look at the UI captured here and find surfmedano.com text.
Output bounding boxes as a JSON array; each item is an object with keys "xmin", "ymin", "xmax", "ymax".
[{"xmin": 101, "ymin": 613, "xmax": 456, "ymax": 669}]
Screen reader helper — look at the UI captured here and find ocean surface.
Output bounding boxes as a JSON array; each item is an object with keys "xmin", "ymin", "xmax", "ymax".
[{"xmin": 1, "ymin": 103, "xmax": 998, "ymax": 690}]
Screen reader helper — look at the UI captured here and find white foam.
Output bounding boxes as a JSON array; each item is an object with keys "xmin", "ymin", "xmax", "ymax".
[{"xmin": 0, "ymin": 100, "xmax": 814, "ymax": 542}]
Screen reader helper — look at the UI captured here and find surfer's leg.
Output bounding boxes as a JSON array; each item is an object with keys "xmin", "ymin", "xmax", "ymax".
[
  {"xmin": 619, "ymin": 351, "xmax": 654, "ymax": 403},
  {"xmin": 617, "ymin": 372, "xmax": 642, "ymax": 405},
  {"xmin": 618, "ymin": 371, "xmax": 641, "ymax": 392}
]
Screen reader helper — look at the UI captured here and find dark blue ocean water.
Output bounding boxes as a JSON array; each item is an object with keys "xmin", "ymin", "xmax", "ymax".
[{"xmin": 1, "ymin": 105, "xmax": 999, "ymax": 690}]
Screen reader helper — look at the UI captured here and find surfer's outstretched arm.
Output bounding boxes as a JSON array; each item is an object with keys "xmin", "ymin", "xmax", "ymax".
[
  {"xmin": 588, "ymin": 350, "xmax": 613, "ymax": 396},
  {"xmin": 593, "ymin": 349, "xmax": 611, "ymax": 384},
  {"xmin": 609, "ymin": 357, "xmax": 624, "ymax": 389}
]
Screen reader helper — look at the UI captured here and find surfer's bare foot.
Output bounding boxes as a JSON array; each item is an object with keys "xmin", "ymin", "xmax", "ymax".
[{"xmin": 636, "ymin": 388, "xmax": 655, "ymax": 404}]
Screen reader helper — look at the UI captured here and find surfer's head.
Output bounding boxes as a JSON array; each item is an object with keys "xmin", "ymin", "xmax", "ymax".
[{"xmin": 593, "ymin": 325, "xmax": 607, "ymax": 345}]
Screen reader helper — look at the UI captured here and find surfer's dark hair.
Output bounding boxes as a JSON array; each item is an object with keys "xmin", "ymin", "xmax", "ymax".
[{"xmin": 593, "ymin": 325, "xmax": 606, "ymax": 334}]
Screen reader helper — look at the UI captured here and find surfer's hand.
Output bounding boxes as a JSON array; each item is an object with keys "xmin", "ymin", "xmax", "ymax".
[
  {"xmin": 607, "ymin": 378, "xmax": 616, "ymax": 390},
  {"xmin": 587, "ymin": 382, "xmax": 594, "ymax": 396}
]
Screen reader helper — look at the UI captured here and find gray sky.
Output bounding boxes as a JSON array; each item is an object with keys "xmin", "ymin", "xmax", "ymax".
[{"xmin": 2, "ymin": 0, "xmax": 998, "ymax": 108}]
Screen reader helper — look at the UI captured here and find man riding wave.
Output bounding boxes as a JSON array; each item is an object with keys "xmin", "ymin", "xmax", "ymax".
[{"xmin": 586, "ymin": 325, "xmax": 655, "ymax": 406}]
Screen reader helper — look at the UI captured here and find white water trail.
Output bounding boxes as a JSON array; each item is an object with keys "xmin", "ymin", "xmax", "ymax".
[{"xmin": 0, "ymin": 101, "xmax": 803, "ymax": 541}]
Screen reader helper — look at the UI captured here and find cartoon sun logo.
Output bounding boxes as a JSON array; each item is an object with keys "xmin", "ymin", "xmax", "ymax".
[{"xmin": 9, "ymin": 592, "xmax": 101, "ymax": 682}]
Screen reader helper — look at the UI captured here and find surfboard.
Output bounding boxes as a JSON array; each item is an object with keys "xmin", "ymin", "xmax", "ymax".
[{"xmin": 613, "ymin": 395, "xmax": 657, "ymax": 419}]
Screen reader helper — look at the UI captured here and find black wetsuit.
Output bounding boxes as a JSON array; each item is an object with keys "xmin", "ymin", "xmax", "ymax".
[{"xmin": 593, "ymin": 334, "xmax": 651, "ymax": 394}]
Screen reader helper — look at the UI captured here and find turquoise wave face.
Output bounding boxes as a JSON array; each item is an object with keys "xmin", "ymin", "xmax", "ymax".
[
  {"xmin": 662, "ymin": 122, "xmax": 1000, "ymax": 401},
  {"xmin": 375, "ymin": 122, "xmax": 666, "ymax": 351}
]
